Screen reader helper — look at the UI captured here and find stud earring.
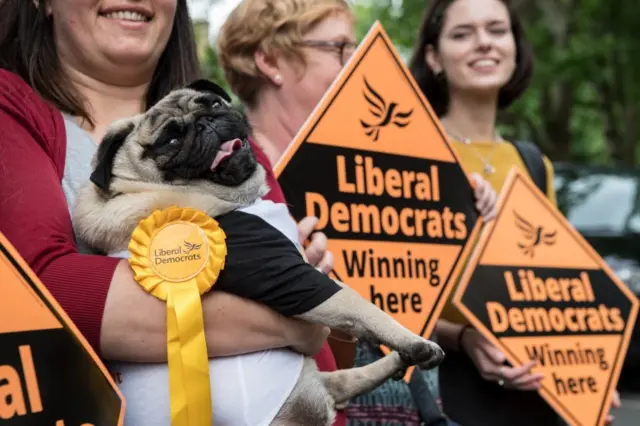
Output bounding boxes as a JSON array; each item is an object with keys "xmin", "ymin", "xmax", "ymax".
[{"xmin": 273, "ymin": 74, "xmax": 282, "ymax": 84}]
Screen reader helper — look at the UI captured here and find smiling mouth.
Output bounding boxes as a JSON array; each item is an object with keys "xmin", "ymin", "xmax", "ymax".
[
  {"xmin": 100, "ymin": 10, "xmax": 151, "ymax": 22},
  {"xmin": 470, "ymin": 59, "xmax": 499, "ymax": 68}
]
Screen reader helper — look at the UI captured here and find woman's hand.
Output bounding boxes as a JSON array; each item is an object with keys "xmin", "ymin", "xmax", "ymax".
[
  {"xmin": 288, "ymin": 318, "xmax": 331, "ymax": 356},
  {"xmin": 461, "ymin": 327, "xmax": 544, "ymax": 390},
  {"xmin": 460, "ymin": 324, "xmax": 623, "ymax": 421},
  {"xmin": 605, "ymin": 390, "xmax": 621, "ymax": 424},
  {"xmin": 470, "ymin": 173, "xmax": 498, "ymax": 221},
  {"xmin": 298, "ymin": 216, "xmax": 334, "ymax": 274}
]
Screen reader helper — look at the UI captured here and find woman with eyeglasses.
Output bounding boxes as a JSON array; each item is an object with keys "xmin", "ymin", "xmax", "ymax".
[
  {"xmin": 217, "ymin": 1, "xmax": 498, "ymax": 425},
  {"xmin": 217, "ymin": 0, "xmax": 357, "ymax": 166}
]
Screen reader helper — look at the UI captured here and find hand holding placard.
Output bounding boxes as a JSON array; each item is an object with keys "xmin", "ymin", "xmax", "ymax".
[
  {"xmin": 453, "ymin": 167, "xmax": 639, "ymax": 426},
  {"xmin": 298, "ymin": 216, "xmax": 334, "ymax": 274},
  {"xmin": 460, "ymin": 328, "xmax": 544, "ymax": 391}
]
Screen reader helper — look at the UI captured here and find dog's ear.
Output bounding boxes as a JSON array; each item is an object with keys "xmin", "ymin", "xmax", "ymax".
[
  {"xmin": 90, "ymin": 121, "xmax": 136, "ymax": 191},
  {"xmin": 187, "ymin": 79, "xmax": 232, "ymax": 103}
]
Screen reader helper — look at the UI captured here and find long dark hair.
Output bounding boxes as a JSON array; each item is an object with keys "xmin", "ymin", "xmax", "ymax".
[
  {"xmin": 0, "ymin": 0, "xmax": 201, "ymax": 127},
  {"xmin": 408, "ymin": 0, "xmax": 534, "ymax": 117}
]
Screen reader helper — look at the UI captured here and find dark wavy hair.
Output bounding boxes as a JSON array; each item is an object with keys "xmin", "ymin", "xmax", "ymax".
[
  {"xmin": 0, "ymin": 0, "xmax": 201, "ymax": 127},
  {"xmin": 408, "ymin": 0, "xmax": 534, "ymax": 117}
]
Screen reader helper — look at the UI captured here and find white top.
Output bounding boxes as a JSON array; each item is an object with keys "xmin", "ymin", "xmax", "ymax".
[
  {"xmin": 61, "ymin": 115, "xmax": 303, "ymax": 426},
  {"xmin": 108, "ymin": 202, "xmax": 305, "ymax": 426},
  {"xmin": 109, "ymin": 350, "xmax": 302, "ymax": 426}
]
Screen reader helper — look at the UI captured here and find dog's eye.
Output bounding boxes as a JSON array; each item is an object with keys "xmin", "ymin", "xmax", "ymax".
[
  {"xmin": 168, "ymin": 138, "xmax": 180, "ymax": 146},
  {"xmin": 211, "ymin": 101, "xmax": 220, "ymax": 109}
]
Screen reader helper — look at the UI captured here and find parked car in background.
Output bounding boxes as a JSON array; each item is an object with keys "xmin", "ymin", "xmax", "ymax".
[{"xmin": 553, "ymin": 162, "xmax": 640, "ymax": 390}]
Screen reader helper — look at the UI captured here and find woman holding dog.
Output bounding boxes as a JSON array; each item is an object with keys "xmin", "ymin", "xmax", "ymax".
[
  {"xmin": 0, "ymin": 0, "xmax": 342, "ymax": 424},
  {"xmin": 216, "ymin": 1, "xmax": 497, "ymax": 425},
  {"xmin": 407, "ymin": 0, "xmax": 621, "ymax": 425}
]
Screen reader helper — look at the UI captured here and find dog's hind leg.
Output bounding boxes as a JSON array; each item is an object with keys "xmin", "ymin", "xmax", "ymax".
[
  {"xmin": 319, "ymin": 351, "xmax": 408, "ymax": 410},
  {"xmin": 269, "ymin": 358, "xmax": 337, "ymax": 426}
]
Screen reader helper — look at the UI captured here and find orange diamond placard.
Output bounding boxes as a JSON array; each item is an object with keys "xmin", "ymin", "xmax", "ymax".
[
  {"xmin": 274, "ymin": 21, "xmax": 483, "ymax": 342},
  {"xmin": 452, "ymin": 167, "xmax": 639, "ymax": 426},
  {"xmin": 0, "ymin": 232, "xmax": 124, "ymax": 425}
]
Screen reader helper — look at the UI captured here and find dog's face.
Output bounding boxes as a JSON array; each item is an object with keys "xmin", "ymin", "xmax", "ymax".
[{"xmin": 90, "ymin": 79, "xmax": 258, "ymax": 195}]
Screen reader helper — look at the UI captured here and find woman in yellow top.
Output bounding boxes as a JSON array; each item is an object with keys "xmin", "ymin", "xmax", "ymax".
[{"xmin": 408, "ymin": 0, "xmax": 620, "ymax": 425}]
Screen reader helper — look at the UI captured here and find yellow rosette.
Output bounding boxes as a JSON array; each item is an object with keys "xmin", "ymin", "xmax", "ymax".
[{"xmin": 128, "ymin": 206, "xmax": 227, "ymax": 426}]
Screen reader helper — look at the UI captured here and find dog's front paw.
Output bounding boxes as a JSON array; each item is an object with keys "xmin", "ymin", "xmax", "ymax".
[{"xmin": 406, "ymin": 339, "xmax": 445, "ymax": 371}]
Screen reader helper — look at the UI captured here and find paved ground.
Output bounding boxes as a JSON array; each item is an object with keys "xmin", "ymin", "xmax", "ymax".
[{"xmin": 611, "ymin": 392, "xmax": 640, "ymax": 425}]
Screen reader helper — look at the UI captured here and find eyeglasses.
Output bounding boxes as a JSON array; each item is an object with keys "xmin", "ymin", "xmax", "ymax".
[{"xmin": 297, "ymin": 40, "xmax": 357, "ymax": 66}]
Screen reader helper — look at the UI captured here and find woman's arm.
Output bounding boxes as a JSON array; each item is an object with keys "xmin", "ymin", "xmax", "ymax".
[
  {"xmin": 434, "ymin": 318, "xmax": 466, "ymax": 351},
  {"xmin": 431, "ymin": 321, "xmax": 464, "ymax": 407},
  {"xmin": 0, "ymin": 70, "xmax": 325, "ymax": 362},
  {"xmin": 101, "ymin": 260, "xmax": 328, "ymax": 361}
]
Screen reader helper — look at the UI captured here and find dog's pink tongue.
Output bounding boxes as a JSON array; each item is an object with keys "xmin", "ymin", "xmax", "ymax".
[{"xmin": 211, "ymin": 138, "xmax": 243, "ymax": 170}]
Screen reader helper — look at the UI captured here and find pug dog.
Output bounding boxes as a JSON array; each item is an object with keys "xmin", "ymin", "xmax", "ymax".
[{"xmin": 73, "ymin": 79, "xmax": 445, "ymax": 426}]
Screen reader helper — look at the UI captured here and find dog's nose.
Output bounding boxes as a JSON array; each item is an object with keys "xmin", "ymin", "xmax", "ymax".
[{"xmin": 196, "ymin": 116, "xmax": 216, "ymax": 134}]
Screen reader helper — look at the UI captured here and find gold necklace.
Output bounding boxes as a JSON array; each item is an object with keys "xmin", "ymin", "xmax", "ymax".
[{"xmin": 445, "ymin": 128, "xmax": 503, "ymax": 176}]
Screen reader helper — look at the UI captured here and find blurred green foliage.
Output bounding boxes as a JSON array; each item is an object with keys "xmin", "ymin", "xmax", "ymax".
[{"xmin": 199, "ymin": 0, "xmax": 640, "ymax": 166}]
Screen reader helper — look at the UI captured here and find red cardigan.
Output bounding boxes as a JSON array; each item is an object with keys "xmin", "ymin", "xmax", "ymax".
[{"xmin": 0, "ymin": 69, "xmax": 343, "ymax": 424}]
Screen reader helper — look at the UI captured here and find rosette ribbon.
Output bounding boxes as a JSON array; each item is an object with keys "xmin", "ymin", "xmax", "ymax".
[{"xmin": 128, "ymin": 206, "xmax": 227, "ymax": 426}]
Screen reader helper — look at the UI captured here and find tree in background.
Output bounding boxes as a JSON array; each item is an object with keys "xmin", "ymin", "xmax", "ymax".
[
  {"xmin": 199, "ymin": 0, "xmax": 640, "ymax": 166},
  {"xmin": 193, "ymin": 19, "xmax": 232, "ymax": 101}
]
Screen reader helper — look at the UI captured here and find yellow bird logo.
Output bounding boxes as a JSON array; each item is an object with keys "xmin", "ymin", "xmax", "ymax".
[
  {"xmin": 360, "ymin": 77, "xmax": 413, "ymax": 142},
  {"xmin": 513, "ymin": 211, "xmax": 557, "ymax": 257},
  {"xmin": 183, "ymin": 241, "xmax": 202, "ymax": 254}
]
